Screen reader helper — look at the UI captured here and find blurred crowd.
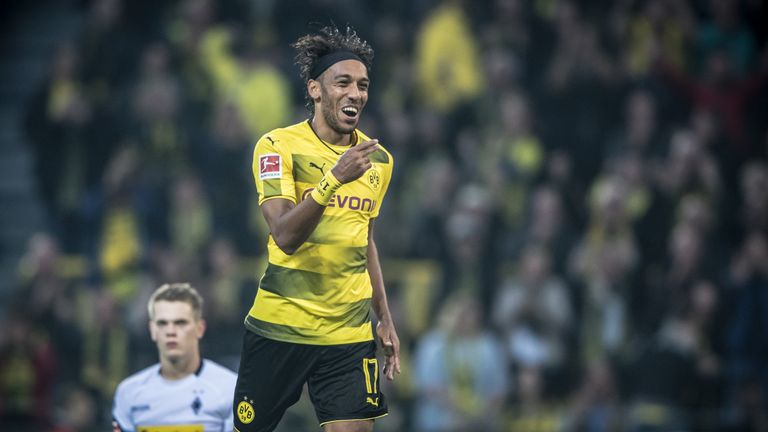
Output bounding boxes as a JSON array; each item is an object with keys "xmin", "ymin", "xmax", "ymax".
[{"xmin": 2, "ymin": 0, "xmax": 768, "ymax": 431}]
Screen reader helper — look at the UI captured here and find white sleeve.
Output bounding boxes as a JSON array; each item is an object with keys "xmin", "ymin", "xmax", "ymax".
[
  {"xmin": 222, "ymin": 405, "xmax": 234, "ymax": 432},
  {"xmin": 221, "ymin": 374, "xmax": 236, "ymax": 432},
  {"xmin": 112, "ymin": 382, "xmax": 134, "ymax": 432}
]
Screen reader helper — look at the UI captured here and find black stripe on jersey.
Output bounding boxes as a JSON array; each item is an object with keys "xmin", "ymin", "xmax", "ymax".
[
  {"xmin": 263, "ymin": 179, "xmax": 282, "ymax": 197},
  {"xmin": 259, "ymin": 262, "xmax": 367, "ymax": 299},
  {"xmin": 293, "ymin": 154, "xmax": 327, "ymax": 184},
  {"xmin": 244, "ymin": 300, "xmax": 371, "ymax": 335},
  {"xmin": 369, "ymin": 149, "xmax": 389, "ymax": 164}
]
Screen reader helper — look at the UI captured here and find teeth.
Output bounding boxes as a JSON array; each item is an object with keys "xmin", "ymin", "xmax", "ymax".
[{"xmin": 342, "ymin": 107, "xmax": 358, "ymax": 116}]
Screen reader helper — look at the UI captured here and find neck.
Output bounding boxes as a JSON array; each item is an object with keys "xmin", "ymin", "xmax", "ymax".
[
  {"xmin": 311, "ymin": 116, "xmax": 352, "ymax": 146},
  {"xmin": 159, "ymin": 351, "xmax": 201, "ymax": 380}
]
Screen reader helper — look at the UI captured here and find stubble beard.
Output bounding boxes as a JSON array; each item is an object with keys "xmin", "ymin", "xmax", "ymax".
[{"xmin": 320, "ymin": 86, "xmax": 356, "ymax": 136}]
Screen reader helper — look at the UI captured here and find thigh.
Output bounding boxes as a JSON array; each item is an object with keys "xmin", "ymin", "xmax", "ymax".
[
  {"xmin": 233, "ymin": 331, "xmax": 317, "ymax": 432},
  {"xmin": 308, "ymin": 341, "xmax": 388, "ymax": 428}
]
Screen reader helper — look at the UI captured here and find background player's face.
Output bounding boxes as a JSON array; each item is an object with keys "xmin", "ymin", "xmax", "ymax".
[
  {"xmin": 317, "ymin": 59, "xmax": 369, "ymax": 135},
  {"xmin": 149, "ymin": 300, "xmax": 205, "ymax": 362}
]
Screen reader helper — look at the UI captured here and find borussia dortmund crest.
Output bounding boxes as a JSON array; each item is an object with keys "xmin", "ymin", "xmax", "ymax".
[
  {"xmin": 368, "ymin": 169, "xmax": 380, "ymax": 189},
  {"xmin": 237, "ymin": 399, "xmax": 255, "ymax": 424}
]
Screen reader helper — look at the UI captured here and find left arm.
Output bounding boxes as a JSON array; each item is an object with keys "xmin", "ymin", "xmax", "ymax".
[{"xmin": 368, "ymin": 219, "xmax": 401, "ymax": 381}]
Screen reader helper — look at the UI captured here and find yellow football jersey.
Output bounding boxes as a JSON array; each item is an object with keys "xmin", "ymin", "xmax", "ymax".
[{"xmin": 247, "ymin": 120, "xmax": 393, "ymax": 345}]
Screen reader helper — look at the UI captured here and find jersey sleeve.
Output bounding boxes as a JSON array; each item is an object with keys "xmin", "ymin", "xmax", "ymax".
[
  {"xmin": 370, "ymin": 150, "xmax": 394, "ymax": 218},
  {"xmin": 223, "ymin": 404, "xmax": 235, "ymax": 432},
  {"xmin": 221, "ymin": 371, "xmax": 237, "ymax": 431},
  {"xmin": 252, "ymin": 133, "xmax": 296, "ymax": 205},
  {"xmin": 112, "ymin": 382, "xmax": 134, "ymax": 432}
]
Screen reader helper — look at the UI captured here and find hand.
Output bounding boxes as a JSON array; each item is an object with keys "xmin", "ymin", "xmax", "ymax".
[
  {"xmin": 376, "ymin": 320, "xmax": 401, "ymax": 381},
  {"xmin": 331, "ymin": 139, "xmax": 379, "ymax": 184}
]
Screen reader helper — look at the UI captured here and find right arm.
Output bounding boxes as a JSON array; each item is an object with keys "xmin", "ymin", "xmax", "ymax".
[
  {"xmin": 112, "ymin": 384, "xmax": 134, "ymax": 432},
  {"xmin": 261, "ymin": 197, "xmax": 326, "ymax": 255},
  {"xmin": 262, "ymin": 139, "xmax": 380, "ymax": 255}
]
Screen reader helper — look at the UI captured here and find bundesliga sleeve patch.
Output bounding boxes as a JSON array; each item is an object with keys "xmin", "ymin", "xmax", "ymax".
[{"xmin": 259, "ymin": 154, "xmax": 282, "ymax": 180}]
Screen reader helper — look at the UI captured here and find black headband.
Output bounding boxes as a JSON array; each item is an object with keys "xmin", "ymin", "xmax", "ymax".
[{"xmin": 309, "ymin": 51, "xmax": 365, "ymax": 80}]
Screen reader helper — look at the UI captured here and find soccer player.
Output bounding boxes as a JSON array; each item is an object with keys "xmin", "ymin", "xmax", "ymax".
[
  {"xmin": 233, "ymin": 24, "xmax": 400, "ymax": 432},
  {"xmin": 113, "ymin": 283, "xmax": 237, "ymax": 432}
]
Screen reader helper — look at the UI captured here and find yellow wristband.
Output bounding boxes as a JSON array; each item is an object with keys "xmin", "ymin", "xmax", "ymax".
[{"xmin": 310, "ymin": 170, "xmax": 342, "ymax": 206}]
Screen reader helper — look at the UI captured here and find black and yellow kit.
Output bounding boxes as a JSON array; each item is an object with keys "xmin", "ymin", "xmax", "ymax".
[
  {"xmin": 246, "ymin": 120, "xmax": 393, "ymax": 345},
  {"xmin": 234, "ymin": 120, "xmax": 393, "ymax": 431}
]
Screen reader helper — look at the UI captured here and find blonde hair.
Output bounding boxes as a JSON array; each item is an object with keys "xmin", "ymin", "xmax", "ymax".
[{"xmin": 148, "ymin": 283, "xmax": 204, "ymax": 321}]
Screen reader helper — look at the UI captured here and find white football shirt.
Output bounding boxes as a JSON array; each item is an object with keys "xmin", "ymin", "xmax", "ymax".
[{"xmin": 113, "ymin": 359, "xmax": 237, "ymax": 432}]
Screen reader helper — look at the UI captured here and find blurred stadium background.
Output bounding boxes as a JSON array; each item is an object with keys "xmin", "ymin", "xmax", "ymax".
[{"xmin": 1, "ymin": 0, "xmax": 767, "ymax": 430}]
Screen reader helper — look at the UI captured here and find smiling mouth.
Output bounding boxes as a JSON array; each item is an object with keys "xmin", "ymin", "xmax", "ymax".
[{"xmin": 341, "ymin": 106, "xmax": 359, "ymax": 120}]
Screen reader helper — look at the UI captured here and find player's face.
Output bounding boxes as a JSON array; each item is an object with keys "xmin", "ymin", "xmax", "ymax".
[
  {"xmin": 317, "ymin": 59, "xmax": 369, "ymax": 135},
  {"xmin": 149, "ymin": 301, "xmax": 205, "ymax": 362}
]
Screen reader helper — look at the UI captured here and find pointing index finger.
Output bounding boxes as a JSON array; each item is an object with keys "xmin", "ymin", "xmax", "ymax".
[{"xmin": 356, "ymin": 139, "xmax": 379, "ymax": 150}]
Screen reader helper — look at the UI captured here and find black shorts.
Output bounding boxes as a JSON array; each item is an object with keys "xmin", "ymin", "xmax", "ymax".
[{"xmin": 233, "ymin": 330, "xmax": 388, "ymax": 432}]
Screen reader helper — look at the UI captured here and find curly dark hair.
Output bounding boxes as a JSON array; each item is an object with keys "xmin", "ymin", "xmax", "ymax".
[{"xmin": 292, "ymin": 24, "xmax": 374, "ymax": 113}]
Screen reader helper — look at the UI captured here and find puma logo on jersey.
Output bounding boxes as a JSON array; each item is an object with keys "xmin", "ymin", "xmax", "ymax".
[
  {"xmin": 309, "ymin": 162, "xmax": 326, "ymax": 175},
  {"xmin": 366, "ymin": 396, "xmax": 379, "ymax": 407}
]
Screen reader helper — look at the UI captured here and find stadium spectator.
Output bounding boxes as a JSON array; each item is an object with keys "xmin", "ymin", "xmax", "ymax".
[
  {"xmin": 414, "ymin": 2, "xmax": 484, "ymax": 114},
  {"xmin": 503, "ymin": 185, "xmax": 576, "ymax": 275},
  {"xmin": 561, "ymin": 358, "xmax": 623, "ymax": 432},
  {"xmin": 24, "ymin": 42, "xmax": 94, "ymax": 252},
  {"xmin": 0, "ymin": 312, "xmax": 58, "ymax": 429},
  {"xmin": 413, "ymin": 293, "xmax": 508, "ymax": 432},
  {"xmin": 492, "ymin": 242, "xmax": 573, "ymax": 373},
  {"xmin": 506, "ymin": 365, "xmax": 565, "ymax": 432}
]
